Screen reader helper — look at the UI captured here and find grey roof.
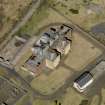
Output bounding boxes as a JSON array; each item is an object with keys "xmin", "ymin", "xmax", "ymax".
[
  {"xmin": 86, "ymin": 3, "xmax": 104, "ymax": 13},
  {"xmin": 30, "ymin": 24, "xmax": 72, "ymax": 69},
  {"xmin": 75, "ymin": 72, "xmax": 93, "ymax": 87},
  {"xmin": 40, "ymin": 35, "xmax": 50, "ymax": 44},
  {"xmin": 52, "ymin": 37, "xmax": 70, "ymax": 49},
  {"xmin": 26, "ymin": 56, "xmax": 42, "ymax": 68},
  {"xmin": 45, "ymin": 50, "xmax": 58, "ymax": 61},
  {"xmin": 33, "ymin": 46, "xmax": 43, "ymax": 55}
]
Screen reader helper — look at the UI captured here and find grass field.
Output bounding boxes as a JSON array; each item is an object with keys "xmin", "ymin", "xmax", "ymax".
[
  {"xmin": 15, "ymin": 92, "xmax": 31, "ymax": 105},
  {"xmin": 90, "ymin": 95, "xmax": 99, "ymax": 105},
  {"xmin": 65, "ymin": 31, "xmax": 103, "ymax": 71},
  {"xmin": 15, "ymin": 87, "xmax": 105, "ymax": 105},
  {"xmin": 18, "ymin": 3, "xmax": 49, "ymax": 36},
  {"xmin": 0, "ymin": 0, "xmax": 33, "ymax": 40},
  {"xmin": 0, "ymin": 66, "xmax": 8, "ymax": 76},
  {"xmin": 31, "ymin": 66, "xmax": 73, "ymax": 95},
  {"xmin": 33, "ymin": 99, "xmax": 54, "ymax": 105},
  {"xmin": 50, "ymin": 0, "xmax": 105, "ymax": 31},
  {"xmin": 101, "ymin": 88, "xmax": 105, "ymax": 105},
  {"xmin": 59, "ymin": 88, "xmax": 86, "ymax": 105},
  {"xmin": 18, "ymin": 5, "xmax": 71, "ymax": 37},
  {"xmin": 32, "ymin": 87, "xmax": 86, "ymax": 105}
]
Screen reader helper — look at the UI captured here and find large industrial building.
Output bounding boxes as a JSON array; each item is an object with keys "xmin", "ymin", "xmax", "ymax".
[{"xmin": 21, "ymin": 24, "xmax": 72, "ymax": 76}]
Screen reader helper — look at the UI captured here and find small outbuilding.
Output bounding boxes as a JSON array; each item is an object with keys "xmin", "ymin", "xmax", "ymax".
[{"xmin": 73, "ymin": 71, "xmax": 94, "ymax": 92}]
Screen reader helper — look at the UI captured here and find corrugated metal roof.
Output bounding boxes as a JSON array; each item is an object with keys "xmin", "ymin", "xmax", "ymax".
[{"xmin": 75, "ymin": 72, "xmax": 93, "ymax": 87}]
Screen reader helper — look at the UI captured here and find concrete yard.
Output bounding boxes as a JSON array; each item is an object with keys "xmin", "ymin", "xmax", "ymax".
[{"xmin": 65, "ymin": 30, "xmax": 103, "ymax": 71}]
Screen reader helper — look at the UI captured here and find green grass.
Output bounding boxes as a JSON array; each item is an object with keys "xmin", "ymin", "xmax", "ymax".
[
  {"xmin": 18, "ymin": 4, "xmax": 49, "ymax": 37},
  {"xmin": 61, "ymin": 88, "xmax": 86, "ymax": 105},
  {"xmin": 27, "ymin": 87, "xmax": 86, "ymax": 105},
  {"xmin": 50, "ymin": 0, "xmax": 105, "ymax": 31},
  {"xmin": 31, "ymin": 67, "xmax": 72, "ymax": 95},
  {"xmin": 90, "ymin": 95, "xmax": 99, "ymax": 105},
  {"xmin": 33, "ymin": 99, "xmax": 54, "ymax": 105},
  {"xmin": 15, "ymin": 90, "xmax": 34, "ymax": 105},
  {"xmin": 101, "ymin": 88, "xmax": 105, "ymax": 105},
  {"xmin": 15, "ymin": 94, "xmax": 30, "ymax": 105}
]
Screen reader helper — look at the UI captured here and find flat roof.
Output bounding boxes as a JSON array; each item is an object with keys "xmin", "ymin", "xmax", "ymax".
[{"xmin": 74, "ymin": 72, "xmax": 93, "ymax": 88}]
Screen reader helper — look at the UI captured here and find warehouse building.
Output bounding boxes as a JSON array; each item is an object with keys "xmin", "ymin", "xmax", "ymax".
[
  {"xmin": 73, "ymin": 71, "xmax": 94, "ymax": 92},
  {"xmin": 22, "ymin": 24, "xmax": 72, "ymax": 76}
]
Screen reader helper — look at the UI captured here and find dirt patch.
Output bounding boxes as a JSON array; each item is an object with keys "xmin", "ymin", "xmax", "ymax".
[
  {"xmin": 31, "ymin": 66, "xmax": 73, "ymax": 95},
  {"xmin": 65, "ymin": 31, "xmax": 103, "ymax": 71}
]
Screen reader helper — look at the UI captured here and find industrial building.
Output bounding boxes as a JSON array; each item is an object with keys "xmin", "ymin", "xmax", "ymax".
[
  {"xmin": 73, "ymin": 71, "xmax": 94, "ymax": 92},
  {"xmin": 22, "ymin": 24, "xmax": 72, "ymax": 76}
]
